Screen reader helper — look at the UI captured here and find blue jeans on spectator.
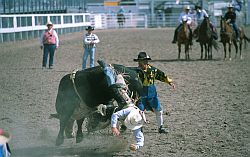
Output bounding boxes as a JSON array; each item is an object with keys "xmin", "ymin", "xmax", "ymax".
[
  {"xmin": 43, "ymin": 44, "xmax": 56, "ymax": 67},
  {"xmin": 82, "ymin": 47, "xmax": 95, "ymax": 69}
]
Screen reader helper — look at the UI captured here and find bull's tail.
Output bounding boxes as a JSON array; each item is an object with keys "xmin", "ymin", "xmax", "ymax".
[
  {"xmin": 49, "ymin": 113, "xmax": 60, "ymax": 119},
  {"xmin": 212, "ymin": 40, "xmax": 219, "ymax": 51}
]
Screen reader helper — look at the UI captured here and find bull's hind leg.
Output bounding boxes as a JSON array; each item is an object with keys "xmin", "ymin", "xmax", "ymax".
[
  {"xmin": 76, "ymin": 118, "xmax": 85, "ymax": 143},
  {"xmin": 56, "ymin": 115, "xmax": 71, "ymax": 146}
]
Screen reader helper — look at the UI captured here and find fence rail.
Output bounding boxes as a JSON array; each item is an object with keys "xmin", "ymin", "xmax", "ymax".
[
  {"xmin": 0, "ymin": 13, "xmax": 91, "ymax": 42},
  {"xmin": 0, "ymin": 13, "xmax": 149, "ymax": 43}
]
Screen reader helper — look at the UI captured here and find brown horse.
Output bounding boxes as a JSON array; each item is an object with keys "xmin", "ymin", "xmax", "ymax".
[
  {"xmin": 195, "ymin": 17, "xmax": 219, "ymax": 60},
  {"xmin": 238, "ymin": 26, "xmax": 250, "ymax": 59},
  {"xmin": 220, "ymin": 16, "xmax": 238, "ymax": 60},
  {"xmin": 177, "ymin": 21, "xmax": 191, "ymax": 60}
]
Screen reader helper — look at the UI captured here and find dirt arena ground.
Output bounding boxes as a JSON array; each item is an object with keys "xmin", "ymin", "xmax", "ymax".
[{"xmin": 0, "ymin": 27, "xmax": 250, "ymax": 157}]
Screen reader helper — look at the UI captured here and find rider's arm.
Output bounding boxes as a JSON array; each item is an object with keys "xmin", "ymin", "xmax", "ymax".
[{"xmin": 202, "ymin": 9, "xmax": 209, "ymax": 17}]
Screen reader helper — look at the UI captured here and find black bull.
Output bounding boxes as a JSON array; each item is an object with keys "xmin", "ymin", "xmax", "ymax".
[{"xmin": 53, "ymin": 64, "xmax": 143, "ymax": 146}]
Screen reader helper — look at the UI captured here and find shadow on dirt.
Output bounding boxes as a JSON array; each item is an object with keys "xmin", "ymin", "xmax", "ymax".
[
  {"xmin": 151, "ymin": 58, "xmax": 221, "ymax": 62},
  {"xmin": 13, "ymin": 146, "xmax": 114, "ymax": 157}
]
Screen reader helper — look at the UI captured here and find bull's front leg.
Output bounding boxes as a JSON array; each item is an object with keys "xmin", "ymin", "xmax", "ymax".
[{"xmin": 56, "ymin": 114, "xmax": 72, "ymax": 146}]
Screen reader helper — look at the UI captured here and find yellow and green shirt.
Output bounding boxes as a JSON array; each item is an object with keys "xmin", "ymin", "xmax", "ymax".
[{"xmin": 138, "ymin": 64, "xmax": 172, "ymax": 98}]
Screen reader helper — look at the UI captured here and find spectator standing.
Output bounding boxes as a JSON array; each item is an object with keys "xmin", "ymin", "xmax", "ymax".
[
  {"xmin": 82, "ymin": 26, "xmax": 100, "ymax": 69},
  {"xmin": 40, "ymin": 21, "xmax": 59, "ymax": 69},
  {"xmin": 0, "ymin": 129, "xmax": 11, "ymax": 157}
]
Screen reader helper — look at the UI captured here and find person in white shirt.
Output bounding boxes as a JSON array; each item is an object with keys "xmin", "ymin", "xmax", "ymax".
[
  {"xmin": 82, "ymin": 26, "xmax": 100, "ymax": 69},
  {"xmin": 40, "ymin": 21, "xmax": 59, "ymax": 69},
  {"xmin": 172, "ymin": 6, "xmax": 193, "ymax": 45},
  {"xmin": 111, "ymin": 106, "xmax": 147, "ymax": 151}
]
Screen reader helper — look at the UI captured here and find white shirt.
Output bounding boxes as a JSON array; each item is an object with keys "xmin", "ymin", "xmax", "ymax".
[
  {"xmin": 111, "ymin": 107, "xmax": 144, "ymax": 149},
  {"xmin": 83, "ymin": 33, "xmax": 100, "ymax": 48},
  {"xmin": 195, "ymin": 9, "xmax": 209, "ymax": 25},
  {"xmin": 178, "ymin": 12, "xmax": 192, "ymax": 25}
]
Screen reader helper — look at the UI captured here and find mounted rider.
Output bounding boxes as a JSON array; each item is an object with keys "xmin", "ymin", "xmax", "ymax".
[
  {"xmin": 172, "ymin": 5, "xmax": 193, "ymax": 45},
  {"xmin": 194, "ymin": 4, "xmax": 218, "ymax": 41},
  {"xmin": 224, "ymin": 3, "xmax": 240, "ymax": 41}
]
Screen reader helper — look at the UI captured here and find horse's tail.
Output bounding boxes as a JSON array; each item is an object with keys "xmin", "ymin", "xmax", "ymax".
[
  {"xmin": 212, "ymin": 40, "xmax": 219, "ymax": 51},
  {"xmin": 243, "ymin": 34, "xmax": 250, "ymax": 43}
]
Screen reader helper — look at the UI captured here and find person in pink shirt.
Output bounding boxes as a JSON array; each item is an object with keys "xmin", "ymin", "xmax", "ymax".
[{"xmin": 40, "ymin": 21, "xmax": 59, "ymax": 69}]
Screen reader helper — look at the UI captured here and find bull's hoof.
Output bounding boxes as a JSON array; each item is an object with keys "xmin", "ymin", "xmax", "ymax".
[
  {"xmin": 76, "ymin": 135, "xmax": 83, "ymax": 143},
  {"xmin": 65, "ymin": 134, "xmax": 74, "ymax": 139},
  {"xmin": 76, "ymin": 132, "xmax": 83, "ymax": 143},
  {"xmin": 56, "ymin": 137, "xmax": 64, "ymax": 146}
]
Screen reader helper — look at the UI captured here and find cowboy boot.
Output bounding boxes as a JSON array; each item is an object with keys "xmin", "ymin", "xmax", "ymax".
[{"xmin": 158, "ymin": 125, "xmax": 169, "ymax": 134}]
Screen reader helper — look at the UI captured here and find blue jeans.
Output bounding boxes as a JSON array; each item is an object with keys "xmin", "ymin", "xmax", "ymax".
[
  {"xmin": 43, "ymin": 44, "xmax": 56, "ymax": 67},
  {"xmin": 103, "ymin": 66, "xmax": 116, "ymax": 86},
  {"xmin": 231, "ymin": 22, "xmax": 239, "ymax": 39},
  {"xmin": 82, "ymin": 47, "xmax": 95, "ymax": 69}
]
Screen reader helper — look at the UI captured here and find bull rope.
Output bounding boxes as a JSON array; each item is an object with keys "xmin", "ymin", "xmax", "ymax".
[
  {"xmin": 69, "ymin": 69, "xmax": 109, "ymax": 119},
  {"xmin": 70, "ymin": 69, "xmax": 87, "ymax": 109},
  {"xmin": 70, "ymin": 69, "xmax": 96, "ymax": 119}
]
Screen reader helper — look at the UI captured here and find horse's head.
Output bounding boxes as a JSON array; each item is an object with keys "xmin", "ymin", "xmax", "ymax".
[
  {"xmin": 220, "ymin": 16, "xmax": 233, "ymax": 34},
  {"xmin": 201, "ymin": 16, "xmax": 210, "ymax": 28}
]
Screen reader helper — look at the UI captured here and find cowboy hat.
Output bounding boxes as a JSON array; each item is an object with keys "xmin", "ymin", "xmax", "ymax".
[
  {"xmin": 124, "ymin": 108, "xmax": 145, "ymax": 130},
  {"xmin": 195, "ymin": 4, "xmax": 202, "ymax": 10},
  {"xmin": 185, "ymin": 5, "xmax": 191, "ymax": 10},
  {"xmin": 46, "ymin": 21, "xmax": 53, "ymax": 26},
  {"xmin": 0, "ymin": 129, "xmax": 11, "ymax": 144},
  {"xmin": 133, "ymin": 52, "xmax": 151, "ymax": 62},
  {"xmin": 227, "ymin": 3, "xmax": 234, "ymax": 8},
  {"xmin": 86, "ymin": 26, "xmax": 94, "ymax": 31}
]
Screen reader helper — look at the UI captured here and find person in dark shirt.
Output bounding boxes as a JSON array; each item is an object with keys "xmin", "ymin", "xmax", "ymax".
[{"xmin": 224, "ymin": 3, "xmax": 240, "ymax": 41}]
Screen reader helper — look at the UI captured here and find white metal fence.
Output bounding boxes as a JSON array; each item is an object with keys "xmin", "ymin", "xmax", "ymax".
[
  {"xmin": 0, "ymin": 13, "xmax": 91, "ymax": 42},
  {"xmin": 0, "ymin": 13, "xmax": 148, "ymax": 43}
]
